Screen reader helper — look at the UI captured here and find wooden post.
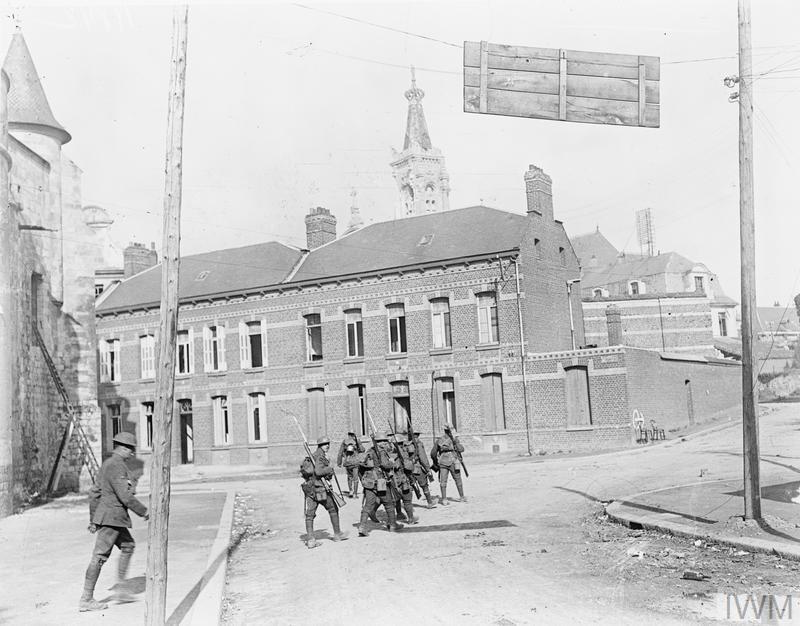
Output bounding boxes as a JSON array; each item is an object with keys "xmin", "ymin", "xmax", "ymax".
[
  {"xmin": 145, "ymin": 6, "xmax": 188, "ymax": 624},
  {"xmin": 737, "ymin": 0, "xmax": 761, "ymax": 521}
]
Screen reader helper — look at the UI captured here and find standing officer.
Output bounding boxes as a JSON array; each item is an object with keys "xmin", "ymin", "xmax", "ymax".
[
  {"xmin": 80, "ymin": 431, "xmax": 149, "ymax": 612},
  {"xmin": 357, "ymin": 433, "xmax": 401, "ymax": 536},
  {"xmin": 430, "ymin": 424, "xmax": 467, "ymax": 505},
  {"xmin": 336, "ymin": 431, "xmax": 364, "ymax": 498},
  {"xmin": 389, "ymin": 431, "xmax": 418, "ymax": 525},
  {"xmin": 410, "ymin": 430, "xmax": 437, "ymax": 509},
  {"xmin": 300, "ymin": 436, "xmax": 348, "ymax": 549}
]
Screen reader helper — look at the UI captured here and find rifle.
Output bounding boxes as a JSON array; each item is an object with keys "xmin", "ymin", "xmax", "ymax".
[
  {"xmin": 283, "ymin": 409, "xmax": 346, "ymax": 507},
  {"xmin": 366, "ymin": 409, "xmax": 400, "ymax": 501},
  {"xmin": 385, "ymin": 415, "xmax": 421, "ymax": 499},
  {"xmin": 446, "ymin": 427, "xmax": 469, "ymax": 478}
]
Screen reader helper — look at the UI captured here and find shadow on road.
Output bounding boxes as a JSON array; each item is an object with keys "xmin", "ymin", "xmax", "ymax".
[
  {"xmin": 397, "ymin": 519, "xmax": 516, "ymax": 533},
  {"xmin": 705, "ymin": 450, "xmax": 800, "ymax": 475}
]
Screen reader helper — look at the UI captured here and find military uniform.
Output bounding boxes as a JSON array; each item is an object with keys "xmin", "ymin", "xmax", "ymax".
[
  {"xmin": 301, "ymin": 437, "xmax": 348, "ymax": 549},
  {"xmin": 430, "ymin": 426, "xmax": 467, "ymax": 505},
  {"xmin": 336, "ymin": 432, "xmax": 364, "ymax": 498},
  {"xmin": 389, "ymin": 433, "xmax": 418, "ymax": 524},
  {"xmin": 357, "ymin": 435, "xmax": 401, "ymax": 535},
  {"xmin": 410, "ymin": 431, "xmax": 437, "ymax": 508},
  {"xmin": 80, "ymin": 432, "xmax": 148, "ymax": 612}
]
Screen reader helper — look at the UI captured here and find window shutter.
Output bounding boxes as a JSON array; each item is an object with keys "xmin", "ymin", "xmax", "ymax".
[
  {"xmin": 203, "ymin": 327, "xmax": 212, "ymax": 372},
  {"xmin": 246, "ymin": 394, "xmax": 255, "ymax": 443},
  {"xmin": 212, "ymin": 398, "xmax": 223, "ymax": 446},
  {"xmin": 188, "ymin": 327, "xmax": 195, "ymax": 373},
  {"xmin": 138, "ymin": 404, "xmax": 148, "ymax": 450},
  {"xmin": 100, "ymin": 341, "xmax": 109, "ymax": 381},
  {"xmin": 239, "ymin": 321, "xmax": 250, "ymax": 369},
  {"xmin": 493, "ymin": 375, "xmax": 505, "ymax": 429},
  {"xmin": 259, "ymin": 393, "xmax": 267, "ymax": 442},
  {"xmin": 260, "ymin": 319, "xmax": 268, "ymax": 366},
  {"xmin": 218, "ymin": 324, "xmax": 227, "ymax": 370}
]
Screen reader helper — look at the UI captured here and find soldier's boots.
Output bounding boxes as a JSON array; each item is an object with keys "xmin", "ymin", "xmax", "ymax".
[
  {"xmin": 79, "ymin": 598, "xmax": 108, "ymax": 612},
  {"xmin": 439, "ymin": 486, "xmax": 449, "ymax": 505},
  {"xmin": 386, "ymin": 508, "xmax": 404, "ymax": 532},
  {"xmin": 403, "ymin": 503, "xmax": 418, "ymax": 525},
  {"xmin": 305, "ymin": 520, "xmax": 320, "ymax": 549},
  {"xmin": 330, "ymin": 510, "xmax": 348, "ymax": 542},
  {"xmin": 424, "ymin": 489, "xmax": 437, "ymax": 509},
  {"xmin": 358, "ymin": 510, "xmax": 370, "ymax": 537},
  {"xmin": 395, "ymin": 504, "xmax": 408, "ymax": 522},
  {"xmin": 79, "ymin": 557, "xmax": 107, "ymax": 612}
]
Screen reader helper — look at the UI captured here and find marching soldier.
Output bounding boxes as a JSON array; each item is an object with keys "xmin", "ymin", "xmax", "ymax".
[
  {"xmin": 389, "ymin": 431, "xmax": 418, "ymax": 525},
  {"xmin": 430, "ymin": 424, "xmax": 467, "ymax": 505},
  {"xmin": 410, "ymin": 430, "xmax": 437, "ymax": 508},
  {"xmin": 357, "ymin": 432, "xmax": 402, "ymax": 536},
  {"xmin": 336, "ymin": 431, "xmax": 364, "ymax": 498},
  {"xmin": 80, "ymin": 432, "xmax": 149, "ymax": 612},
  {"xmin": 300, "ymin": 436, "xmax": 348, "ymax": 549}
]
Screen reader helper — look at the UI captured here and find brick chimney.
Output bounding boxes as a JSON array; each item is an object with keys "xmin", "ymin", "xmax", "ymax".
[
  {"xmin": 123, "ymin": 241, "xmax": 158, "ymax": 278},
  {"xmin": 606, "ymin": 304, "xmax": 623, "ymax": 346},
  {"xmin": 524, "ymin": 165, "xmax": 553, "ymax": 222},
  {"xmin": 305, "ymin": 207, "xmax": 337, "ymax": 250}
]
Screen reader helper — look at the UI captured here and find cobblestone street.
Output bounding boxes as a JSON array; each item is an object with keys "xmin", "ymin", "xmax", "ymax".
[{"xmin": 221, "ymin": 404, "xmax": 800, "ymax": 625}]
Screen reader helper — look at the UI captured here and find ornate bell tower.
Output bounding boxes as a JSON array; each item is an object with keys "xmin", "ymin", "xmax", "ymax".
[{"xmin": 390, "ymin": 67, "xmax": 450, "ymax": 218}]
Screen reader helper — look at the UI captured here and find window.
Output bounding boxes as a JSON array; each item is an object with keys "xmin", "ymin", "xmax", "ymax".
[
  {"xmin": 694, "ymin": 276, "xmax": 705, "ymax": 293},
  {"xmin": 628, "ymin": 280, "xmax": 644, "ymax": 295},
  {"xmin": 345, "ymin": 309, "xmax": 364, "ymax": 358},
  {"xmin": 431, "ymin": 298, "xmax": 451, "ymax": 349},
  {"xmin": 203, "ymin": 325, "xmax": 227, "ymax": 372},
  {"xmin": 438, "ymin": 378, "xmax": 457, "ymax": 429},
  {"xmin": 247, "ymin": 392, "xmax": 267, "ymax": 443},
  {"xmin": 177, "ymin": 329, "xmax": 194, "ymax": 374},
  {"xmin": 348, "ymin": 384, "xmax": 367, "ymax": 436},
  {"xmin": 307, "ymin": 388, "xmax": 326, "ymax": 439},
  {"xmin": 100, "ymin": 339, "xmax": 121, "ymax": 383},
  {"xmin": 212, "ymin": 395, "xmax": 230, "ymax": 446},
  {"xmin": 592, "ymin": 288, "xmax": 604, "ymax": 297},
  {"xmin": 534, "ymin": 238, "xmax": 542, "ymax": 259},
  {"xmin": 559, "ymin": 246, "xmax": 566, "ymax": 266},
  {"xmin": 108, "ymin": 403, "xmax": 121, "ymax": 441},
  {"xmin": 424, "ymin": 183, "xmax": 436, "ymax": 210},
  {"xmin": 481, "ymin": 373, "xmax": 506, "ymax": 430},
  {"xmin": 564, "ymin": 366, "xmax": 592, "ymax": 427},
  {"xmin": 179, "ymin": 399, "xmax": 194, "ymax": 464},
  {"xmin": 477, "ymin": 292, "xmax": 499, "ymax": 344},
  {"xmin": 718, "ymin": 312, "xmax": 728, "ymax": 337},
  {"xmin": 239, "ymin": 320, "xmax": 267, "ymax": 369},
  {"xmin": 140, "ymin": 334, "xmax": 156, "ymax": 379},
  {"xmin": 305, "ymin": 314, "xmax": 323, "ymax": 362},
  {"xmin": 392, "ymin": 381, "xmax": 411, "ymax": 432},
  {"xmin": 140, "ymin": 401, "xmax": 154, "ymax": 449},
  {"xmin": 387, "ymin": 304, "xmax": 407, "ymax": 353},
  {"xmin": 94, "ymin": 284, "xmax": 104, "ymax": 297}
]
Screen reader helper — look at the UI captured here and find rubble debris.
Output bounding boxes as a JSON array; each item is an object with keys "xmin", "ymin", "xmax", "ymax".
[{"xmin": 681, "ymin": 570, "xmax": 707, "ymax": 581}]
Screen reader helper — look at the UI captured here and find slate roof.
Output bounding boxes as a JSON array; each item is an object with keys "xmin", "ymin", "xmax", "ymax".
[
  {"xmin": 714, "ymin": 337, "xmax": 793, "ymax": 360},
  {"xmin": 756, "ymin": 306, "xmax": 800, "ymax": 334},
  {"xmin": 96, "ymin": 206, "xmax": 529, "ymax": 314},
  {"xmin": 580, "ymin": 252, "xmax": 695, "ymax": 289},
  {"xmin": 96, "ymin": 241, "xmax": 304, "ymax": 312},
  {"xmin": 570, "ymin": 229, "xmax": 620, "ymax": 268},
  {"xmin": 3, "ymin": 33, "xmax": 71, "ymax": 144}
]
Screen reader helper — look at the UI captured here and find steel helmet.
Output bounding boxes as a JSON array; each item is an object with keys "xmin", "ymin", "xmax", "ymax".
[
  {"xmin": 316, "ymin": 436, "xmax": 330, "ymax": 446},
  {"xmin": 374, "ymin": 433, "xmax": 388, "ymax": 442},
  {"xmin": 113, "ymin": 431, "xmax": 137, "ymax": 448}
]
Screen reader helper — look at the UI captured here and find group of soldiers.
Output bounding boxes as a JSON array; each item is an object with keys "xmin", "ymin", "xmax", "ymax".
[{"xmin": 300, "ymin": 423, "xmax": 467, "ymax": 548}]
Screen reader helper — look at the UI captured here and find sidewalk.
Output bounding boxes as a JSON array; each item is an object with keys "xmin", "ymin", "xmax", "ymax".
[
  {"xmin": 0, "ymin": 487, "xmax": 234, "ymax": 625},
  {"xmin": 607, "ymin": 478, "xmax": 800, "ymax": 560}
]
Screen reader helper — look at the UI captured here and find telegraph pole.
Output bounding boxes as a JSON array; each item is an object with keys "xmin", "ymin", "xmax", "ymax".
[
  {"xmin": 145, "ymin": 6, "xmax": 188, "ymax": 624},
  {"xmin": 737, "ymin": 0, "xmax": 761, "ymax": 520}
]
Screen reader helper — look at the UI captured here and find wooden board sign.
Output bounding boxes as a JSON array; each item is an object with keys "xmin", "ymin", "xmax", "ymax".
[{"xmin": 464, "ymin": 41, "xmax": 660, "ymax": 128}]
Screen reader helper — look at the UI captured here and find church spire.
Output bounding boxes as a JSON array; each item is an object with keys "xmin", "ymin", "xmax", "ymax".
[{"xmin": 403, "ymin": 66, "xmax": 432, "ymax": 151}]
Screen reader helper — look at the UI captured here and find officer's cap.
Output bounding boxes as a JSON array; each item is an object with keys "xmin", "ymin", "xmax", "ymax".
[
  {"xmin": 113, "ymin": 431, "xmax": 137, "ymax": 448},
  {"xmin": 316, "ymin": 436, "xmax": 330, "ymax": 446}
]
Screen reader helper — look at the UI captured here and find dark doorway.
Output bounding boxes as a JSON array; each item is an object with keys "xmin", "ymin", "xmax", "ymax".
[{"xmin": 179, "ymin": 399, "xmax": 194, "ymax": 464}]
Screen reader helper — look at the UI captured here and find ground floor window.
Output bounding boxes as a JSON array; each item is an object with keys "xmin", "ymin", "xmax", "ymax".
[
  {"xmin": 140, "ymin": 401, "xmax": 154, "ymax": 449},
  {"xmin": 179, "ymin": 399, "xmax": 194, "ymax": 464},
  {"xmin": 248, "ymin": 392, "xmax": 267, "ymax": 442},
  {"xmin": 392, "ymin": 381, "xmax": 411, "ymax": 432},
  {"xmin": 437, "ymin": 377, "xmax": 457, "ymax": 429},
  {"xmin": 348, "ymin": 384, "xmax": 367, "ymax": 436},
  {"xmin": 212, "ymin": 395, "xmax": 230, "ymax": 446}
]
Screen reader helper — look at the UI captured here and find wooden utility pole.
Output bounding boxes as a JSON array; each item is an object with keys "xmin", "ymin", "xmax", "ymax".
[
  {"xmin": 145, "ymin": 6, "xmax": 189, "ymax": 624},
  {"xmin": 737, "ymin": 0, "xmax": 761, "ymax": 521}
]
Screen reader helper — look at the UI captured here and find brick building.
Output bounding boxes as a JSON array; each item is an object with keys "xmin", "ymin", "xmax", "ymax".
[{"xmin": 0, "ymin": 34, "xmax": 103, "ymax": 514}]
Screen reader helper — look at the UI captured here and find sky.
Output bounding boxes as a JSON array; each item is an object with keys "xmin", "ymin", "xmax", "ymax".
[{"xmin": 2, "ymin": 1, "xmax": 799, "ymax": 307}]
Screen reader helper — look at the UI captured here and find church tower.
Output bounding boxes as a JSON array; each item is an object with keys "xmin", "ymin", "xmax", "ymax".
[{"xmin": 390, "ymin": 67, "xmax": 450, "ymax": 218}]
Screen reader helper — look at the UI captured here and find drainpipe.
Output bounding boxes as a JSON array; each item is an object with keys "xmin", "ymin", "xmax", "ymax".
[
  {"xmin": 566, "ymin": 279, "xmax": 580, "ymax": 350},
  {"xmin": 514, "ymin": 258, "xmax": 532, "ymax": 456}
]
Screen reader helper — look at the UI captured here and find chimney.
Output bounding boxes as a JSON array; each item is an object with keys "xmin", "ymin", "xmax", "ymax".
[
  {"xmin": 123, "ymin": 241, "xmax": 158, "ymax": 278},
  {"xmin": 606, "ymin": 304, "xmax": 623, "ymax": 346},
  {"xmin": 524, "ymin": 165, "xmax": 553, "ymax": 221},
  {"xmin": 305, "ymin": 206, "xmax": 337, "ymax": 250}
]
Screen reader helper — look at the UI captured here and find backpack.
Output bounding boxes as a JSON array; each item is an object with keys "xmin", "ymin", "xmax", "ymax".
[{"xmin": 299, "ymin": 457, "xmax": 315, "ymax": 480}]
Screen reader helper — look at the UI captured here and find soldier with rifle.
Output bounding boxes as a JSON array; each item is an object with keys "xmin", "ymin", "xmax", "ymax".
[
  {"xmin": 336, "ymin": 431, "xmax": 364, "ymax": 498},
  {"xmin": 409, "ymin": 429, "xmax": 437, "ymax": 509},
  {"xmin": 299, "ymin": 435, "xmax": 349, "ymax": 549},
  {"xmin": 358, "ymin": 428, "xmax": 402, "ymax": 536},
  {"xmin": 430, "ymin": 424, "xmax": 467, "ymax": 505},
  {"xmin": 388, "ymin": 430, "xmax": 419, "ymax": 525}
]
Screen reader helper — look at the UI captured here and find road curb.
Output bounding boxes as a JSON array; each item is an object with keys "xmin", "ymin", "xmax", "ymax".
[
  {"xmin": 187, "ymin": 489, "xmax": 236, "ymax": 625},
  {"xmin": 605, "ymin": 500, "xmax": 800, "ymax": 562}
]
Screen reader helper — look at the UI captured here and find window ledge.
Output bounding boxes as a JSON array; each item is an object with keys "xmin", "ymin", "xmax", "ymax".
[
  {"xmin": 304, "ymin": 361, "xmax": 323, "ymax": 369},
  {"xmin": 139, "ymin": 377, "xmax": 155, "ymax": 382},
  {"xmin": 566, "ymin": 426, "xmax": 594, "ymax": 432},
  {"xmin": 243, "ymin": 366, "xmax": 265, "ymax": 373},
  {"xmin": 429, "ymin": 347, "xmax": 453, "ymax": 356},
  {"xmin": 343, "ymin": 357, "xmax": 365, "ymax": 364},
  {"xmin": 175, "ymin": 373, "xmax": 193, "ymax": 379},
  {"xmin": 206, "ymin": 370, "xmax": 227, "ymax": 377},
  {"xmin": 385, "ymin": 352, "xmax": 408, "ymax": 360},
  {"xmin": 475, "ymin": 342, "xmax": 501, "ymax": 352}
]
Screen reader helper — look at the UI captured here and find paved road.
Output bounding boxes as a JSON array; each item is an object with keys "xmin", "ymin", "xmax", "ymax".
[{"xmin": 222, "ymin": 403, "xmax": 800, "ymax": 625}]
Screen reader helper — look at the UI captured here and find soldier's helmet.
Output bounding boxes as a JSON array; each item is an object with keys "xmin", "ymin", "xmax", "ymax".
[
  {"xmin": 113, "ymin": 431, "xmax": 137, "ymax": 448},
  {"xmin": 443, "ymin": 424, "xmax": 452, "ymax": 433},
  {"xmin": 384, "ymin": 431, "xmax": 396, "ymax": 441},
  {"xmin": 374, "ymin": 433, "xmax": 388, "ymax": 442},
  {"xmin": 316, "ymin": 436, "xmax": 331, "ymax": 446},
  {"xmin": 412, "ymin": 430, "xmax": 421, "ymax": 436}
]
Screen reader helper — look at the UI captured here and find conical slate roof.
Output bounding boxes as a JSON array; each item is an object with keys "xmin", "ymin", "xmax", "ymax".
[
  {"xmin": 402, "ymin": 69, "xmax": 432, "ymax": 151},
  {"xmin": 3, "ymin": 33, "xmax": 71, "ymax": 145}
]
